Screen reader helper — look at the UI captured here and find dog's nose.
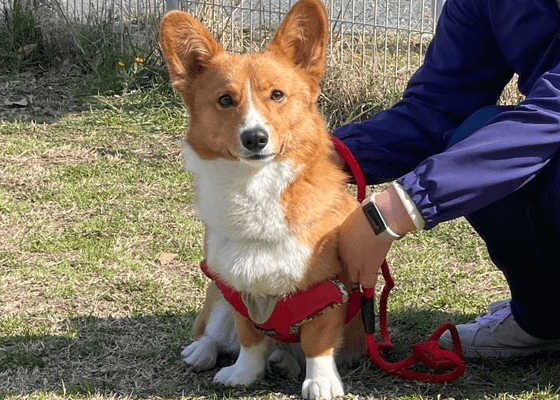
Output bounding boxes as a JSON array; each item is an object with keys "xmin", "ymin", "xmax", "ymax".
[{"xmin": 240, "ymin": 129, "xmax": 268, "ymax": 151}]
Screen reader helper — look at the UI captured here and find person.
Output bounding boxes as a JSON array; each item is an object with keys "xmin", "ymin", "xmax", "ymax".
[{"xmin": 335, "ymin": 0, "xmax": 560, "ymax": 358}]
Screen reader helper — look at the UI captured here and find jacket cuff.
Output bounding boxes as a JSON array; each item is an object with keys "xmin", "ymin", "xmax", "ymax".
[{"xmin": 392, "ymin": 181, "xmax": 426, "ymax": 231}]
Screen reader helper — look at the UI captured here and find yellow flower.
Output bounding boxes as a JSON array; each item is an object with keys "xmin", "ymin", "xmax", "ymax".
[{"xmin": 135, "ymin": 57, "xmax": 144, "ymax": 64}]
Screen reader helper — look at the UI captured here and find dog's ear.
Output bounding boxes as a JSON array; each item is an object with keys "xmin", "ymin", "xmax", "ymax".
[
  {"xmin": 160, "ymin": 11, "xmax": 225, "ymax": 97},
  {"xmin": 267, "ymin": 0, "xmax": 329, "ymax": 86}
]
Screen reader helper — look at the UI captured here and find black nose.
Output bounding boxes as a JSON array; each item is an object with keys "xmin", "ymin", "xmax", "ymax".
[{"xmin": 240, "ymin": 129, "xmax": 268, "ymax": 151}]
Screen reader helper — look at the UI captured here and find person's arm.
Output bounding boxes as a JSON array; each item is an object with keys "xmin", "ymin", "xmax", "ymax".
[
  {"xmin": 401, "ymin": 66, "xmax": 560, "ymax": 228},
  {"xmin": 339, "ymin": 0, "xmax": 560, "ymax": 288},
  {"xmin": 340, "ymin": 184, "xmax": 416, "ymax": 287},
  {"xmin": 339, "ymin": 0, "xmax": 505, "ymax": 288},
  {"xmin": 335, "ymin": 0, "xmax": 514, "ymax": 185},
  {"xmin": 398, "ymin": 0, "xmax": 560, "ymax": 228},
  {"xmin": 339, "ymin": 0, "xmax": 560, "ymax": 228}
]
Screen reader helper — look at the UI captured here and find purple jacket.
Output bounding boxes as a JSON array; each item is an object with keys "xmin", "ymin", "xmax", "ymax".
[{"xmin": 334, "ymin": 0, "xmax": 560, "ymax": 229}]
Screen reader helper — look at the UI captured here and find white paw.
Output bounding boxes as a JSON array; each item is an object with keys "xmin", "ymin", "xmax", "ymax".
[
  {"xmin": 214, "ymin": 363, "xmax": 262, "ymax": 386},
  {"xmin": 302, "ymin": 356, "xmax": 344, "ymax": 400},
  {"xmin": 302, "ymin": 377, "xmax": 344, "ymax": 400},
  {"xmin": 213, "ymin": 342, "xmax": 267, "ymax": 387},
  {"xmin": 181, "ymin": 336, "xmax": 218, "ymax": 371}
]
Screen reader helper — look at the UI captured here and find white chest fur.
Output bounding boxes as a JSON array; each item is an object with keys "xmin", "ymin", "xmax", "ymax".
[{"xmin": 183, "ymin": 144, "xmax": 311, "ymax": 296}]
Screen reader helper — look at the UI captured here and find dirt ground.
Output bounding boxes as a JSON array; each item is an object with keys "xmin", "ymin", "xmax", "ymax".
[{"xmin": 1, "ymin": 67, "xmax": 90, "ymax": 123}]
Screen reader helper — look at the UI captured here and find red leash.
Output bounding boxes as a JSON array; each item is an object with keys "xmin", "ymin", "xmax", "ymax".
[
  {"xmin": 362, "ymin": 264, "xmax": 465, "ymax": 383},
  {"xmin": 332, "ymin": 135, "xmax": 466, "ymax": 383}
]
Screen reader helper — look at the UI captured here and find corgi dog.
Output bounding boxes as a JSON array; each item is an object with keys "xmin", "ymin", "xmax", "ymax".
[{"xmin": 160, "ymin": 0, "xmax": 367, "ymax": 397}]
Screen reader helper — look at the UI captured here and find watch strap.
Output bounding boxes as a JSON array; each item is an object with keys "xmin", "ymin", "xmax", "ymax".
[{"xmin": 362, "ymin": 194, "xmax": 404, "ymax": 242}]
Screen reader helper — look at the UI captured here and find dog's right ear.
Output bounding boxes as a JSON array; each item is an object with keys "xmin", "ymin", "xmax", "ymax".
[
  {"xmin": 267, "ymin": 0, "xmax": 329, "ymax": 88},
  {"xmin": 160, "ymin": 11, "xmax": 225, "ymax": 97}
]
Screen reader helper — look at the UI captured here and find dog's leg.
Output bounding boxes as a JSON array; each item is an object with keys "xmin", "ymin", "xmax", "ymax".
[
  {"xmin": 337, "ymin": 311, "xmax": 367, "ymax": 368},
  {"xmin": 300, "ymin": 306, "xmax": 345, "ymax": 400},
  {"xmin": 214, "ymin": 310, "xmax": 270, "ymax": 386},
  {"xmin": 182, "ymin": 283, "xmax": 240, "ymax": 371}
]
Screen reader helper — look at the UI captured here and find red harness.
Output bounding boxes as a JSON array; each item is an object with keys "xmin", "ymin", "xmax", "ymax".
[
  {"xmin": 201, "ymin": 260, "xmax": 362, "ymax": 343},
  {"xmin": 200, "ymin": 135, "xmax": 465, "ymax": 383}
]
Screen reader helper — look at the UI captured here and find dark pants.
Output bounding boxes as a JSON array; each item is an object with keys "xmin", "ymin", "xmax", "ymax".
[{"xmin": 449, "ymin": 106, "xmax": 560, "ymax": 340}]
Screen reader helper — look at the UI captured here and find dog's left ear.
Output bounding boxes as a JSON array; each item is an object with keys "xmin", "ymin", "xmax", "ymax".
[{"xmin": 267, "ymin": 0, "xmax": 329, "ymax": 86}]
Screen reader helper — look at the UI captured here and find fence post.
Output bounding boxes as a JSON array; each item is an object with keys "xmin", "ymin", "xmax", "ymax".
[
  {"xmin": 435, "ymin": 0, "xmax": 445, "ymax": 21},
  {"xmin": 166, "ymin": 0, "xmax": 180, "ymax": 11}
]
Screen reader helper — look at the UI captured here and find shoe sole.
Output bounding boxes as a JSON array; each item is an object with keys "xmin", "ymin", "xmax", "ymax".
[{"xmin": 440, "ymin": 339, "xmax": 560, "ymax": 359}]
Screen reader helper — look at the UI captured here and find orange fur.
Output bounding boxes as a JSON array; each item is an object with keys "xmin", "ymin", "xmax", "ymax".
[
  {"xmin": 233, "ymin": 310, "xmax": 269, "ymax": 348},
  {"xmin": 301, "ymin": 305, "xmax": 345, "ymax": 358}
]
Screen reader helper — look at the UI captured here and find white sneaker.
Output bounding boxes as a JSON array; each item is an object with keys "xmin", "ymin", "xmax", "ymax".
[{"xmin": 439, "ymin": 299, "xmax": 560, "ymax": 358}]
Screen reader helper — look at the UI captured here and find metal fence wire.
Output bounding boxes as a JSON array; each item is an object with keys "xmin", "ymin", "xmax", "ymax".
[
  {"xmin": 165, "ymin": 0, "xmax": 440, "ymax": 90},
  {"xmin": 3, "ymin": 0, "xmax": 445, "ymax": 92}
]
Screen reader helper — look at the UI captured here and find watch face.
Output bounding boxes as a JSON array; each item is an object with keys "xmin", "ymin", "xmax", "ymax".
[{"xmin": 363, "ymin": 202, "xmax": 387, "ymax": 236}]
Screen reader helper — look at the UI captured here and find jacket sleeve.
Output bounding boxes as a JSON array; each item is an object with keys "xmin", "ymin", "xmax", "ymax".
[
  {"xmin": 334, "ymin": 0, "xmax": 560, "ymax": 229},
  {"xmin": 399, "ymin": 65, "xmax": 560, "ymax": 229}
]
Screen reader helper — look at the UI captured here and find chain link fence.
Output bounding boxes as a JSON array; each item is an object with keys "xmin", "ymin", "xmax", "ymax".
[{"xmin": 172, "ymin": 0, "xmax": 440, "ymax": 90}]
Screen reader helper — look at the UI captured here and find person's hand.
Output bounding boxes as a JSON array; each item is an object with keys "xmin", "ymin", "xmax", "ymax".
[
  {"xmin": 339, "ymin": 205, "xmax": 391, "ymax": 289},
  {"xmin": 339, "ymin": 187, "xmax": 417, "ymax": 289}
]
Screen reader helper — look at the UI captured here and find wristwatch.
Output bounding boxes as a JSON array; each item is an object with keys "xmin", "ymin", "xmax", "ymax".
[{"xmin": 362, "ymin": 194, "xmax": 404, "ymax": 242}]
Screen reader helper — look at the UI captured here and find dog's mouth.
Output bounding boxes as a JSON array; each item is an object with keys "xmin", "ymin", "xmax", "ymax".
[
  {"xmin": 233, "ymin": 143, "xmax": 285, "ymax": 163},
  {"xmin": 246, "ymin": 153, "xmax": 274, "ymax": 161}
]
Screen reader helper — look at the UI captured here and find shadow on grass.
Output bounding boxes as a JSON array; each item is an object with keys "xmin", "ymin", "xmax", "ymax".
[
  {"xmin": 0, "ymin": 69, "xmax": 181, "ymax": 126},
  {"xmin": 0, "ymin": 308, "xmax": 558, "ymax": 399}
]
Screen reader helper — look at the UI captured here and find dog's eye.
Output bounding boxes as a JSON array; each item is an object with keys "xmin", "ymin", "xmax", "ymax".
[
  {"xmin": 270, "ymin": 90, "xmax": 285, "ymax": 102},
  {"xmin": 218, "ymin": 94, "xmax": 234, "ymax": 108}
]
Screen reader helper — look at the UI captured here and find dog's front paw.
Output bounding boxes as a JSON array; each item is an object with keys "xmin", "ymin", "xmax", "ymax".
[
  {"xmin": 213, "ymin": 345, "xmax": 266, "ymax": 387},
  {"xmin": 302, "ymin": 356, "xmax": 344, "ymax": 400},
  {"xmin": 302, "ymin": 376, "xmax": 344, "ymax": 400},
  {"xmin": 181, "ymin": 336, "xmax": 218, "ymax": 371},
  {"xmin": 213, "ymin": 364, "xmax": 261, "ymax": 386}
]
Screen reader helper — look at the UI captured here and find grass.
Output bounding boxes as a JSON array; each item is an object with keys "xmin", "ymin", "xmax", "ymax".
[
  {"xmin": 0, "ymin": 1, "xmax": 557, "ymax": 399},
  {"xmin": 1, "ymin": 70, "xmax": 559, "ymax": 400}
]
